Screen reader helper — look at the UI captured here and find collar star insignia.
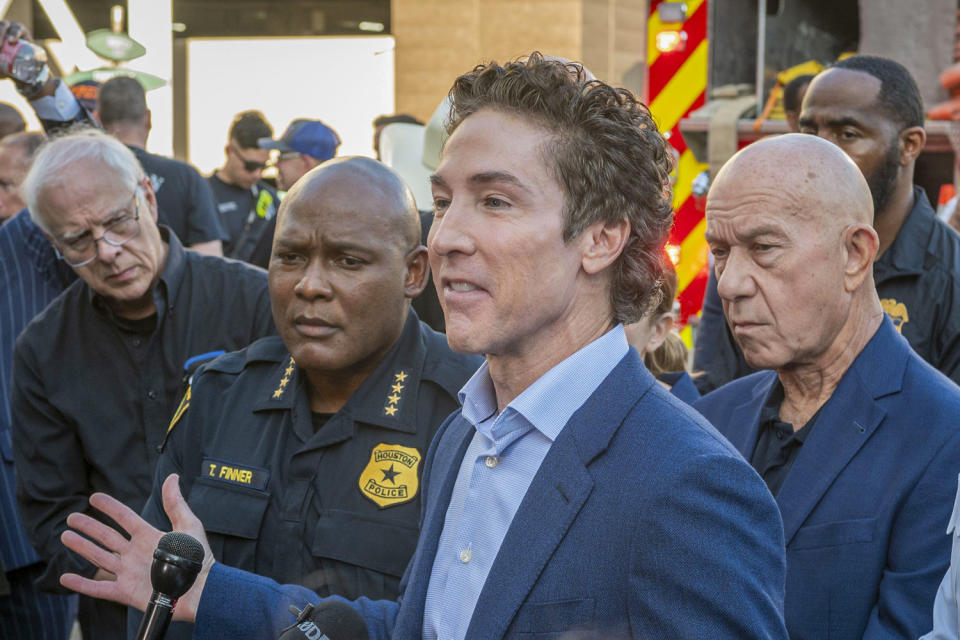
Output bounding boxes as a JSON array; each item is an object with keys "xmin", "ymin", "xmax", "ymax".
[
  {"xmin": 384, "ymin": 370, "xmax": 407, "ymax": 417},
  {"xmin": 272, "ymin": 356, "xmax": 296, "ymax": 399}
]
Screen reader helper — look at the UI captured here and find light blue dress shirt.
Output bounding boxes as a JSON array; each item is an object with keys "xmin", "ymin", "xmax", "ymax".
[{"xmin": 422, "ymin": 325, "xmax": 629, "ymax": 640}]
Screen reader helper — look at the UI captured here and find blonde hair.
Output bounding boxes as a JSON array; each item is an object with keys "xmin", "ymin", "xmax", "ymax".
[
  {"xmin": 644, "ymin": 331, "xmax": 688, "ymax": 377},
  {"xmin": 641, "ymin": 262, "xmax": 688, "ymax": 377}
]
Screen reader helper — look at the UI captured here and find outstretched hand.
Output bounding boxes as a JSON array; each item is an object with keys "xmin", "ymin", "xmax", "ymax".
[{"xmin": 60, "ymin": 474, "xmax": 214, "ymax": 623}]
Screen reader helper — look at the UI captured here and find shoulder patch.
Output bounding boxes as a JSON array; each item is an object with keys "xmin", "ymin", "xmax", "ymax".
[
  {"xmin": 881, "ymin": 298, "xmax": 909, "ymax": 333},
  {"xmin": 358, "ymin": 443, "xmax": 421, "ymax": 508},
  {"xmin": 255, "ymin": 189, "xmax": 275, "ymax": 219}
]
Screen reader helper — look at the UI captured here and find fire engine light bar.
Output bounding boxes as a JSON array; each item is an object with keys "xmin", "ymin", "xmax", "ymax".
[{"xmin": 655, "ymin": 30, "xmax": 687, "ymax": 53}]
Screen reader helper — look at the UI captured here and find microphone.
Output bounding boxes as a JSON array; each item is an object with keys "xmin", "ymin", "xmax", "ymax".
[
  {"xmin": 135, "ymin": 532, "xmax": 204, "ymax": 640},
  {"xmin": 278, "ymin": 600, "xmax": 370, "ymax": 640}
]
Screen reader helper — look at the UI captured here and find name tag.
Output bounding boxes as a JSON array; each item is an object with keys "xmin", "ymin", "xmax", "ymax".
[
  {"xmin": 201, "ymin": 457, "xmax": 269, "ymax": 490},
  {"xmin": 218, "ymin": 201, "xmax": 238, "ymax": 213}
]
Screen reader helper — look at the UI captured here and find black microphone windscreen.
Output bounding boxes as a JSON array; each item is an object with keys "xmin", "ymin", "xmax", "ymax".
[
  {"xmin": 279, "ymin": 600, "xmax": 369, "ymax": 640},
  {"xmin": 157, "ymin": 532, "xmax": 204, "ymax": 564}
]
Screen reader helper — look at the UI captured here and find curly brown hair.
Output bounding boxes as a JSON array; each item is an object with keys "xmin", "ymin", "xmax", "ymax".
[{"xmin": 445, "ymin": 52, "xmax": 675, "ymax": 323}]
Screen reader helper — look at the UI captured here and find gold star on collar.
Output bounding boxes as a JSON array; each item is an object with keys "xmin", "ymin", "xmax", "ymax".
[
  {"xmin": 384, "ymin": 370, "xmax": 409, "ymax": 417},
  {"xmin": 272, "ymin": 356, "xmax": 296, "ymax": 399}
]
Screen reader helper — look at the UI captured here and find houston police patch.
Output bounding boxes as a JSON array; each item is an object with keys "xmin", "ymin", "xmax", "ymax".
[{"xmin": 358, "ymin": 443, "xmax": 421, "ymax": 508}]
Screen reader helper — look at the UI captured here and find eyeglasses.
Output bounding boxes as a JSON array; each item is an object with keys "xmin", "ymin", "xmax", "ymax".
[
  {"xmin": 267, "ymin": 151, "xmax": 302, "ymax": 169},
  {"xmin": 54, "ymin": 193, "xmax": 142, "ymax": 267},
  {"xmin": 230, "ymin": 143, "xmax": 267, "ymax": 172}
]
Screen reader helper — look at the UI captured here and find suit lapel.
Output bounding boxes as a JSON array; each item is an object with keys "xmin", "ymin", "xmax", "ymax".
[
  {"xmin": 775, "ymin": 320, "xmax": 905, "ymax": 545},
  {"xmin": 464, "ymin": 352, "xmax": 651, "ymax": 640},
  {"xmin": 724, "ymin": 373, "xmax": 777, "ymax": 458}
]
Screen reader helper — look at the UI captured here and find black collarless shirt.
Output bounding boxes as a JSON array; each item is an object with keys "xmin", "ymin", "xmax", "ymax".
[
  {"xmin": 750, "ymin": 383, "xmax": 822, "ymax": 496},
  {"xmin": 10, "ymin": 228, "xmax": 275, "ymax": 590}
]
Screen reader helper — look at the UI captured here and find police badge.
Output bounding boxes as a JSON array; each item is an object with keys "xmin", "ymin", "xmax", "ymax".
[{"xmin": 358, "ymin": 443, "xmax": 422, "ymax": 508}]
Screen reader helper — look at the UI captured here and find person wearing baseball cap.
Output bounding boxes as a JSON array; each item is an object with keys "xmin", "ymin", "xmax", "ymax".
[
  {"xmin": 258, "ymin": 119, "xmax": 340, "ymax": 191},
  {"xmin": 247, "ymin": 120, "xmax": 341, "ymax": 269}
]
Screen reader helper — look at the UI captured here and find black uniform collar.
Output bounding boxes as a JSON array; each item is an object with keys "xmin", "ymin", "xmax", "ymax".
[
  {"xmin": 254, "ymin": 310, "xmax": 427, "ymax": 435},
  {"xmin": 876, "ymin": 186, "xmax": 934, "ymax": 276},
  {"xmin": 89, "ymin": 225, "xmax": 184, "ymax": 325}
]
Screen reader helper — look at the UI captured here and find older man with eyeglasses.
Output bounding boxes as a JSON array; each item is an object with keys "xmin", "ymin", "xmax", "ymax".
[{"xmin": 9, "ymin": 128, "xmax": 275, "ymax": 639}]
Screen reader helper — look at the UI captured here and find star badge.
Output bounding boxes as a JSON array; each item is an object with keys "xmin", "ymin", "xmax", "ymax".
[{"xmin": 380, "ymin": 464, "xmax": 400, "ymax": 484}]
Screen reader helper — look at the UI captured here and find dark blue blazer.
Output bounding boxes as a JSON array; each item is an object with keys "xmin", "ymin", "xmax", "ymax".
[
  {"xmin": 195, "ymin": 349, "xmax": 788, "ymax": 639},
  {"xmin": 694, "ymin": 317, "xmax": 960, "ymax": 640}
]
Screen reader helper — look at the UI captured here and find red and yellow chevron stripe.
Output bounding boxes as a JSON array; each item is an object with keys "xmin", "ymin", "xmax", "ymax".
[{"xmin": 647, "ymin": 0, "xmax": 709, "ymax": 344}]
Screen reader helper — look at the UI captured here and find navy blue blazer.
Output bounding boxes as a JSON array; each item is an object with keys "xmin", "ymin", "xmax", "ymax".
[
  {"xmin": 195, "ymin": 349, "xmax": 788, "ymax": 639},
  {"xmin": 695, "ymin": 317, "xmax": 960, "ymax": 640}
]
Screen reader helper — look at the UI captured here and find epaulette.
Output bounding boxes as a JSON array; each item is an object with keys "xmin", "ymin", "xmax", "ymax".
[{"xmin": 202, "ymin": 336, "xmax": 287, "ymax": 375}]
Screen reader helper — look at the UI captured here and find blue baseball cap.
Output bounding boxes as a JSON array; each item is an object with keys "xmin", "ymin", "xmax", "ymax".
[{"xmin": 258, "ymin": 119, "xmax": 340, "ymax": 161}]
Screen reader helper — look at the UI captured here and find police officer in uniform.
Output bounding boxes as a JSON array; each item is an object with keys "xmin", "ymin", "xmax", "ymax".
[{"xmin": 136, "ymin": 156, "xmax": 481, "ymax": 637}]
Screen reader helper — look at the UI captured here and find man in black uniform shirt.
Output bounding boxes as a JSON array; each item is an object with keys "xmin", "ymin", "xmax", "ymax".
[
  {"xmin": 694, "ymin": 55, "xmax": 960, "ymax": 391},
  {"xmin": 208, "ymin": 110, "xmax": 280, "ymax": 262},
  {"xmin": 9, "ymin": 129, "xmax": 275, "ymax": 638},
  {"xmin": 136, "ymin": 156, "xmax": 481, "ymax": 638},
  {"xmin": 97, "ymin": 76, "xmax": 226, "ymax": 256}
]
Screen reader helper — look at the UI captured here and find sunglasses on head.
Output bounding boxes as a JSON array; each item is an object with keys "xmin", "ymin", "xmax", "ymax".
[{"xmin": 230, "ymin": 143, "xmax": 267, "ymax": 172}]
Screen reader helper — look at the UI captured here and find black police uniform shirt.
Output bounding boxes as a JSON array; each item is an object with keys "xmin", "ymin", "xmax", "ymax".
[
  {"xmin": 695, "ymin": 187, "xmax": 960, "ymax": 389},
  {"xmin": 142, "ymin": 310, "xmax": 483, "ymax": 604},
  {"xmin": 130, "ymin": 146, "xmax": 227, "ymax": 247},
  {"xmin": 872, "ymin": 186, "xmax": 960, "ymax": 384},
  {"xmin": 207, "ymin": 173, "xmax": 279, "ymax": 262},
  {"xmin": 10, "ymin": 228, "xmax": 275, "ymax": 592}
]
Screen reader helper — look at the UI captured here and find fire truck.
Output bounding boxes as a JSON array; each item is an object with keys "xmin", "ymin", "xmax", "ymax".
[{"xmin": 645, "ymin": 0, "xmax": 957, "ymax": 343}]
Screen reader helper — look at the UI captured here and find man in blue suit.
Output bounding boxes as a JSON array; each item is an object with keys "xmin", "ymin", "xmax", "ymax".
[
  {"xmin": 695, "ymin": 133, "xmax": 960, "ymax": 639},
  {"xmin": 58, "ymin": 54, "xmax": 788, "ymax": 639}
]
